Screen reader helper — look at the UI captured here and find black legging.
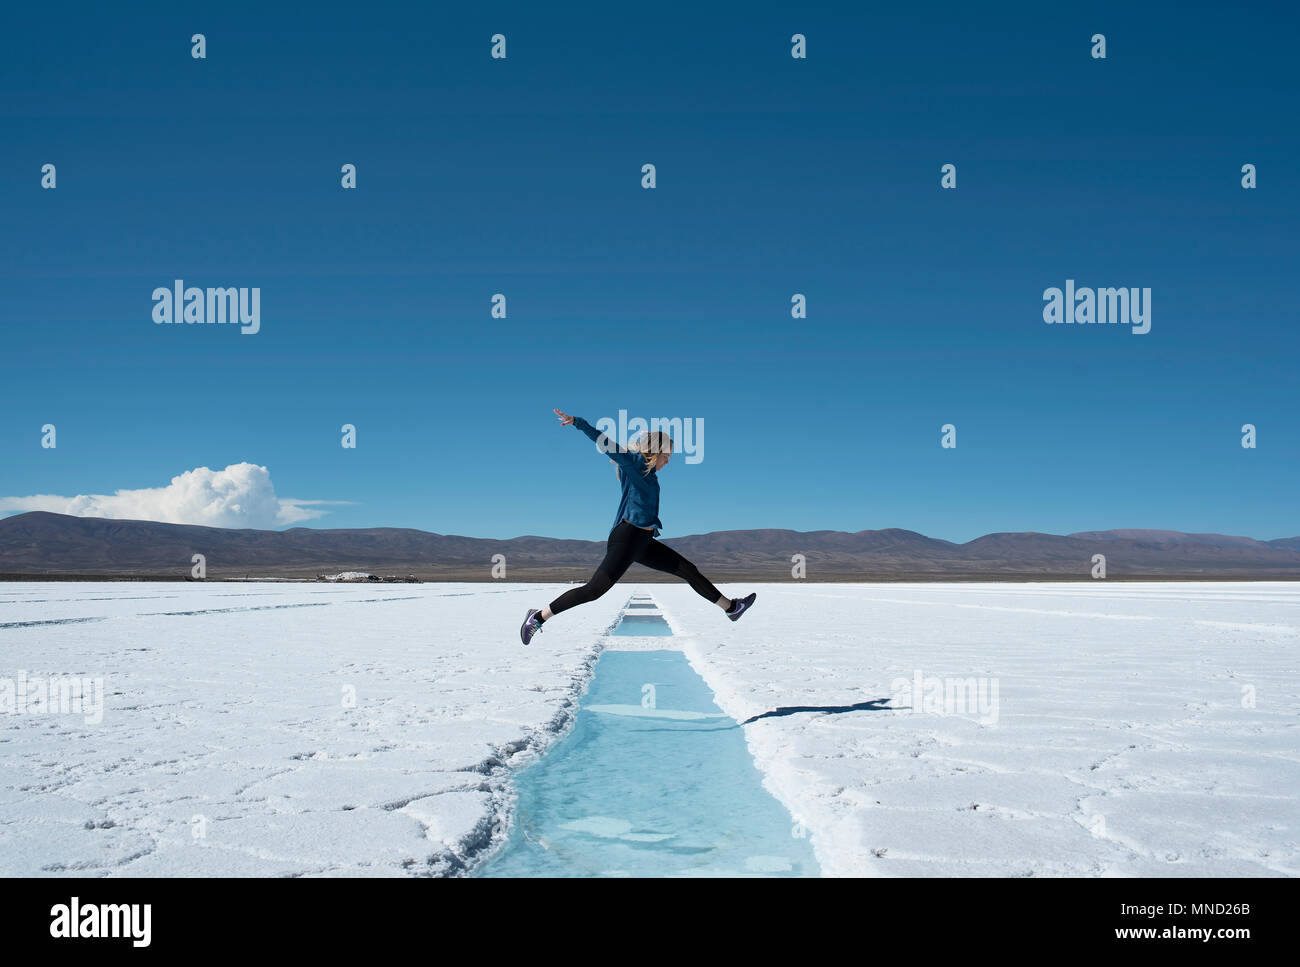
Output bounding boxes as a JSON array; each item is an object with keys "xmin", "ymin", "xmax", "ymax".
[{"xmin": 549, "ymin": 519, "xmax": 723, "ymax": 615}]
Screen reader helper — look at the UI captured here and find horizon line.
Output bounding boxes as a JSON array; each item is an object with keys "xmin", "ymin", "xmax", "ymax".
[{"xmin": 3, "ymin": 511, "xmax": 1297, "ymax": 546}]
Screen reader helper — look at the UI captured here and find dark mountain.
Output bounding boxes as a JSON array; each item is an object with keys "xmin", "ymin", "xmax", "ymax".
[
  {"xmin": 1, "ymin": 512, "xmax": 1298, "ymax": 580},
  {"xmin": 1069, "ymin": 529, "xmax": 1269, "ymax": 549}
]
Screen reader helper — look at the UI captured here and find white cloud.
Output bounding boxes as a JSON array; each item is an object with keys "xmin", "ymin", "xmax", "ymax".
[{"xmin": 0, "ymin": 463, "xmax": 345, "ymax": 529}]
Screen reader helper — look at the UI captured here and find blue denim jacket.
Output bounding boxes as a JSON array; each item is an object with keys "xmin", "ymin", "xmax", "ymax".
[{"xmin": 572, "ymin": 416, "xmax": 663, "ymax": 537}]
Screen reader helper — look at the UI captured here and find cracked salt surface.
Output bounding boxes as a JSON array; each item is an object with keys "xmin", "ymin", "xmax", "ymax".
[
  {"xmin": 1, "ymin": 581, "xmax": 1296, "ymax": 877},
  {"xmin": 0, "ymin": 582, "xmax": 607, "ymax": 877}
]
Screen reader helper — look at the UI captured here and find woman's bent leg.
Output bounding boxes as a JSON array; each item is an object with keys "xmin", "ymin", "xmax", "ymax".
[
  {"xmin": 547, "ymin": 522, "xmax": 648, "ymax": 616},
  {"xmin": 635, "ymin": 539, "xmax": 726, "ymax": 603}
]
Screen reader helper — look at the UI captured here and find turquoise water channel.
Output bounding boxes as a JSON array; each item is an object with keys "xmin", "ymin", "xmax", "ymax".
[
  {"xmin": 475, "ymin": 607, "xmax": 819, "ymax": 877},
  {"xmin": 610, "ymin": 612, "xmax": 674, "ymax": 635}
]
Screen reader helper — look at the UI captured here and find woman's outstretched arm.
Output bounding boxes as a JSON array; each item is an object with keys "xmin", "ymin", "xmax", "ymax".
[{"xmin": 553, "ymin": 408, "xmax": 640, "ymax": 472}]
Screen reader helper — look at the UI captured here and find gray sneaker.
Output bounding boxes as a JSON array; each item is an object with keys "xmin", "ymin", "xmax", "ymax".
[
  {"xmin": 726, "ymin": 593, "xmax": 756, "ymax": 622},
  {"xmin": 520, "ymin": 609, "xmax": 545, "ymax": 645}
]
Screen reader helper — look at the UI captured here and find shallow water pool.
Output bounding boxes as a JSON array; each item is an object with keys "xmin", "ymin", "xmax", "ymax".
[
  {"xmin": 475, "ymin": 648, "xmax": 819, "ymax": 877},
  {"xmin": 611, "ymin": 612, "xmax": 673, "ymax": 636}
]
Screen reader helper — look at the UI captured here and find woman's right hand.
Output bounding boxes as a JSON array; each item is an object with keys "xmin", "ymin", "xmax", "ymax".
[{"xmin": 554, "ymin": 408, "xmax": 574, "ymax": 426}]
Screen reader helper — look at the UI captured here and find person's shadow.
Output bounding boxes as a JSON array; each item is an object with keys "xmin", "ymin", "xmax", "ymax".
[{"xmin": 741, "ymin": 698, "xmax": 894, "ymax": 725}]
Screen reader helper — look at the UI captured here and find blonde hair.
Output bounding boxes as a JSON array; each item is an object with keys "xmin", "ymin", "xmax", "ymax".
[{"xmin": 627, "ymin": 430, "xmax": 674, "ymax": 475}]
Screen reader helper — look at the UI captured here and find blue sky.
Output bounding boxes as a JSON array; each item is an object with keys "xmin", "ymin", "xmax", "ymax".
[{"xmin": 2, "ymin": 1, "xmax": 1297, "ymax": 542}]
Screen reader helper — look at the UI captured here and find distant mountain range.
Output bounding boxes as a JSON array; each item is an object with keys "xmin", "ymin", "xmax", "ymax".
[{"xmin": 2, "ymin": 512, "xmax": 1298, "ymax": 581}]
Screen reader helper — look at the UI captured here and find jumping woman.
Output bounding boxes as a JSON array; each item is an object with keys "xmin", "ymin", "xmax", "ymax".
[{"xmin": 520, "ymin": 408, "xmax": 756, "ymax": 644}]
